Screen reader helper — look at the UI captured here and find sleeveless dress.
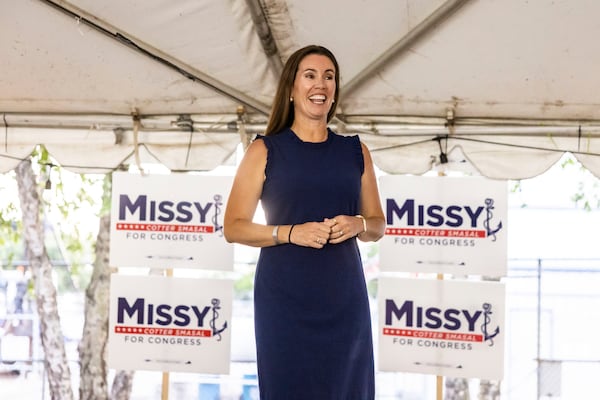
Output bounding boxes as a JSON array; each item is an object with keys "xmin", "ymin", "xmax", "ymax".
[{"xmin": 254, "ymin": 128, "xmax": 375, "ymax": 400}]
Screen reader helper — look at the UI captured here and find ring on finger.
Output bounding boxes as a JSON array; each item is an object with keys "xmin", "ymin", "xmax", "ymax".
[{"xmin": 339, "ymin": 230, "xmax": 344, "ymax": 237}]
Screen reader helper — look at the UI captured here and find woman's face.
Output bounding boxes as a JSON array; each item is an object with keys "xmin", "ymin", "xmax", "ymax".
[{"xmin": 291, "ymin": 53, "xmax": 336, "ymax": 122}]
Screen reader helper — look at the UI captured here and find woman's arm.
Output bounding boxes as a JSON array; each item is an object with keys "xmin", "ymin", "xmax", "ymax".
[
  {"xmin": 224, "ymin": 139, "xmax": 340, "ymax": 249},
  {"xmin": 357, "ymin": 142, "xmax": 386, "ymax": 242},
  {"xmin": 223, "ymin": 139, "xmax": 280, "ymax": 247},
  {"xmin": 326, "ymin": 141, "xmax": 386, "ymax": 244}
]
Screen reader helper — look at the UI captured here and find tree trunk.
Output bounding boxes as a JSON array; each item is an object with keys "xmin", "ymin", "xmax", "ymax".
[
  {"xmin": 15, "ymin": 159, "xmax": 74, "ymax": 400},
  {"xmin": 78, "ymin": 213, "xmax": 111, "ymax": 400},
  {"xmin": 445, "ymin": 377, "xmax": 470, "ymax": 400},
  {"xmin": 78, "ymin": 174, "xmax": 135, "ymax": 400},
  {"xmin": 111, "ymin": 370, "xmax": 135, "ymax": 400},
  {"xmin": 478, "ymin": 380, "xmax": 501, "ymax": 400}
]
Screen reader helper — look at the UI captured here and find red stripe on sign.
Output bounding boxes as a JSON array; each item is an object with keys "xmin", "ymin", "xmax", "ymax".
[
  {"xmin": 116, "ymin": 223, "xmax": 214, "ymax": 233},
  {"xmin": 114, "ymin": 325, "xmax": 212, "ymax": 337},
  {"xmin": 382, "ymin": 327, "xmax": 483, "ymax": 342},
  {"xmin": 385, "ymin": 228, "xmax": 485, "ymax": 238}
]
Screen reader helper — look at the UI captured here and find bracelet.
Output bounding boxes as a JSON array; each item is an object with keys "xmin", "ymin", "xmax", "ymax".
[
  {"xmin": 355, "ymin": 215, "xmax": 367, "ymax": 235},
  {"xmin": 288, "ymin": 224, "xmax": 295, "ymax": 244},
  {"xmin": 272, "ymin": 225, "xmax": 281, "ymax": 245}
]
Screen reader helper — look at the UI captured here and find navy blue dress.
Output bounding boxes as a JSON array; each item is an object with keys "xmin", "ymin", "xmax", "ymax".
[{"xmin": 254, "ymin": 128, "xmax": 375, "ymax": 400}]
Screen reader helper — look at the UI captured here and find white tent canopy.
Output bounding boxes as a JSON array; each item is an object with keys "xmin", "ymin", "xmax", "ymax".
[{"xmin": 2, "ymin": 0, "xmax": 600, "ymax": 178}]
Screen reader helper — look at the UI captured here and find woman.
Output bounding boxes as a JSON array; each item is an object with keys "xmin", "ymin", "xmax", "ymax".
[{"xmin": 224, "ymin": 44, "xmax": 385, "ymax": 399}]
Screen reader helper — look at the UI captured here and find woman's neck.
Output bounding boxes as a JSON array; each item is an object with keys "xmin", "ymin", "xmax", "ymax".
[{"xmin": 290, "ymin": 118, "xmax": 328, "ymax": 142}]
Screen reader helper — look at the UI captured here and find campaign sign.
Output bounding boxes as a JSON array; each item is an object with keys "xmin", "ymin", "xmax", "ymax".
[
  {"xmin": 378, "ymin": 277, "xmax": 505, "ymax": 380},
  {"xmin": 110, "ymin": 172, "xmax": 233, "ymax": 269},
  {"xmin": 379, "ymin": 176, "xmax": 507, "ymax": 276},
  {"xmin": 108, "ymin": 274, "xmax": 233, "ymax": 374}
]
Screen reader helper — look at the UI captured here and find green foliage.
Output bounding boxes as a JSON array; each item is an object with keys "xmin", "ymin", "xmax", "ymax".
[
  {"xmin": 367, "ymin": 277, "xmax": 378, "ymax": 299},
  {"xmin": 1, "ymin": 146, "xmax": 106, "ymax": 292},
  {"xmin": 508, "ymin": 180, "xmax": 530, "ymax": 208},
  {"xmin": 38, "ymin": 162, "xmax": 104, "ymax": 291},
  {"xmin": 561, "ymin": 155, "xmax": 600, "ymax": 211},
  {"xmin": 0, "ymin": 172, "xmax": 22, "ymax": 267},
  {"xmin": 508, "ymin": 154, "xmax": 599, "ymax": 210},
  {"xmin": 233, "ymin": 270, "xmax": 255, "ymax": 300}
]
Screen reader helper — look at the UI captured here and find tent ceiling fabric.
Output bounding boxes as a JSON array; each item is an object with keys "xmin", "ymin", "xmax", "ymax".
[{"xmin": 2, "ymin": 0, "xmax": 600, "ymax": 178}]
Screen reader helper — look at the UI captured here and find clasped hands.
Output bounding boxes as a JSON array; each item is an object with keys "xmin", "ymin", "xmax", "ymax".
[{"xmin": 292, "ymin": 216, "xmax": 360, "ymax": 248}]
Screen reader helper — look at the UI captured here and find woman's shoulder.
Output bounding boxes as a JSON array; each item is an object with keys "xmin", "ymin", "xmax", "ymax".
[
  {"xmin": 251, "ymin": 130, "xmax": 292, "ymax": 156},
  {"xmin": 256, "ymin": 128, "xmax": 292, "ymax": 142},
  {"xmin": 329, "ymin": 129, "xmax": 361, "ymax": 146},
  {"xmin": 246, "ymin": 135, "xmax": 268, "ymax": 155}
]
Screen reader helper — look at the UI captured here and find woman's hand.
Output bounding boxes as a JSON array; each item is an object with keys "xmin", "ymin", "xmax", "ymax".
[
  {"xmin": 325, "ymin": 216, "xmax": 363, "ymax": 244},
  {"xmin": 289, "ymin": 221, "xmax": 333, "ymax": 248}
]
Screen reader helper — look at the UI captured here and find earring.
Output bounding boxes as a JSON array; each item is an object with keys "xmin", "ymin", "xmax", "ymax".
[
  {"xmin": 332, "ymin": 99, "xmax": 335, "ymax": 103},
  {"xmin": 290, "ymin": 97, "xmax": 293, "ymax": 102}
]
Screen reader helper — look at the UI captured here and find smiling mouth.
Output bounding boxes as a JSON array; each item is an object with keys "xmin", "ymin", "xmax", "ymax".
[{"xmin": 308, "ymin": 95, "xmax": 327, "ymax": 105}]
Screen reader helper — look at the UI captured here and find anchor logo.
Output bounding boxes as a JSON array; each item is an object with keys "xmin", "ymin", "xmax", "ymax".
[
  {"xmin": 481, "ymin": 302, "xmax": 500, "ymax": 346},
  {"xmin": 483, "ymin": 198, "xmax": 503, "ymax": 241},
  {"xmin": 210, "ymin": 298, "xmax": 228, "ymax": 341},
  {"xmin": 212, "ymin": 194, "xmax": 224, "ymax": 236}
]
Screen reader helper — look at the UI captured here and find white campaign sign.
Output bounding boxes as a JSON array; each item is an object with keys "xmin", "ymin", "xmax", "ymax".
[
  {"xmin": 378, "ymin": 277, "xmax": 505, "ymax": 380},
  {"xmin": 379, "ymin": 175, "xmax": 507, "ymax": 276},
  {"xmin": 109, "ymin": 172, "xmax": 233, "ymax": 270},
  {"xmin": 108, "ymin": 274, "xmax": 233, "ymax": 374}
]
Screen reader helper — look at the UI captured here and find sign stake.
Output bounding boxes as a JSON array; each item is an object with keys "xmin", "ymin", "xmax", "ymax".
[
  {"xmin": 436, "ymin": 272, "xmax": 444, "ymax": 400},
  {"xmin": 161, "ymin": 268, "xmax": 174, "ymax": 400},
  {"xmin": 436, "ymin": 169, "xmax": 446, "ymax": 400}
]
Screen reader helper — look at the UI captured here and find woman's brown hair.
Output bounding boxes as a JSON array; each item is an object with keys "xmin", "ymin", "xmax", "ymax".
[{"xmin": 264, "ymin": 45, "xmax": 340, "ymax": 136}]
